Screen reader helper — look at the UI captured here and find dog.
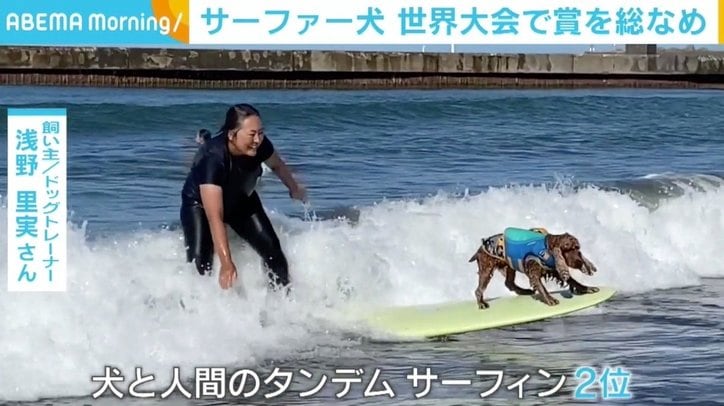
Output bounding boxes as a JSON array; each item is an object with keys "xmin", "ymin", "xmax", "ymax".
[{"xmin": 467, "ymin": 227, "xmax": 599, "ymax": 309}]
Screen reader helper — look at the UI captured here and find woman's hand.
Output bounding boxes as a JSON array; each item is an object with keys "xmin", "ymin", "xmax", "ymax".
[
  {"xmin": 219, "ymin": 261, "xmax": 237, "ymax": 289},
  {"xmin": 265, "ymin": 152, "xmax": 307, "ymax": 203},
  {"xmin": 289, "ymin": 184, "xmax": 307, "ymax": 202}
]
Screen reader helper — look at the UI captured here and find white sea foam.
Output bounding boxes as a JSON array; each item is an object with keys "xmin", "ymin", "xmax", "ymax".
[{"xmin": 0, "ymin": 182, "xmax": 722, "ymax": 400}]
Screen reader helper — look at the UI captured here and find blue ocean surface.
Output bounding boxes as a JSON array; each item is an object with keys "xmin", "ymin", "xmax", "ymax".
[{"xmin": 0, "ymin": 86, "xmax": 723, "ymax": 404}]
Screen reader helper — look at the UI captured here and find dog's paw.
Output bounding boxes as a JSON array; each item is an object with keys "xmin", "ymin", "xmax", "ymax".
[
  {"xmin": 572, "ymin": 285, "xmax": 599, "ymax": 295},
  {"xmin": 478, "ymin": 301, "xmax": 490, "ymax": 310},
  {"xmin": 543, "ymin": 296, "xmax": 559, "ymax": 306},
  {"xmin": 583, "ymin": 260, "xmax": 598, "ymax": 275}
]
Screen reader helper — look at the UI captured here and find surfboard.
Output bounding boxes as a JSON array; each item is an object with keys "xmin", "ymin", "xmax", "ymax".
[{"xmin": 358, "ymin": 287, "xmax": 616, "ymax": 340}]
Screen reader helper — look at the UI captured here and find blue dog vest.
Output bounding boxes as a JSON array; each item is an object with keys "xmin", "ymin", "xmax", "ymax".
[{"xmin": 503, "ymin": 227, "xmax": 557, "ymax": 273}]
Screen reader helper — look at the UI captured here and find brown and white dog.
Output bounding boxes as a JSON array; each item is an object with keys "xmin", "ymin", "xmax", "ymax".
[{"xmin": 467, "ymin": 227, "xmax": 599, "ymax": 309}]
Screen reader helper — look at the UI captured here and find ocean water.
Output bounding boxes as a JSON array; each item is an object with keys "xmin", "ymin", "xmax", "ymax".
[{"xmin": 0, "ymin": 86, "xmax": 723, "ymax": 405}]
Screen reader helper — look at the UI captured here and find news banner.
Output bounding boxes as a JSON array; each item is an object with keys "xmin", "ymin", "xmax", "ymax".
[{"xmin": 0, "ymin": 0, "xmax": 722, "ymax": 45}]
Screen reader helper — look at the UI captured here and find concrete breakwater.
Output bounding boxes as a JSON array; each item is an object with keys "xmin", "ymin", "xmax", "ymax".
[{"xmin": 0, "ymin": 46, "xmax": 723, "ymax": 89}]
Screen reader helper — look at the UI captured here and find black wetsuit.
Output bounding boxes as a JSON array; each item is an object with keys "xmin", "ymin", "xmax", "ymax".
[{"xmin": 180, "ymin": 134, "xmax": 289, "ymax": 288}]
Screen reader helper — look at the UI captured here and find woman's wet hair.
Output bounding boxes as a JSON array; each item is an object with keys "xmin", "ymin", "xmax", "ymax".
[{"xmin": 218, "ymin": 103, "xmax": 261, "ymax": 137}]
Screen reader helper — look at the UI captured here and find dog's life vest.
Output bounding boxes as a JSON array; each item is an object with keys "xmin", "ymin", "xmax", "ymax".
[{"xmin": 482, "ymin": 227, "xmax": 556, "ymax": 273}]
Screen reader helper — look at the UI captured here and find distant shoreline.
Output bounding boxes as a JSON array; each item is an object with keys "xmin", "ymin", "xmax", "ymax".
[{"xmin": 1, "ymin": 46, "xmax": 723, "ymax": 89}]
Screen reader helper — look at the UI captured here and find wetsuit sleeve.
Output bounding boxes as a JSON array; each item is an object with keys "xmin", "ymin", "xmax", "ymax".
[
  {"xmin": 257, "ymin": 136, "xmax": 275, "ymax": 162},
  {"xmin": 197, "ymin": 154, "xmax": 225, "ymax": 186}
]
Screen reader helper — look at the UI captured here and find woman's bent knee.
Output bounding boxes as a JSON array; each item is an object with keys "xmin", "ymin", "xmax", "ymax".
[
  {"xmin": 193, "ymin": 258, "xmax": 213, "ymax": 275},
  {"xmin": 180, "ymin": 204, "xmax": 214, "ymax": 275},
  {"xmin": 264, "ymin": 248, "xmax": 290, "ymax": 287},
  {"xmin": 254, "ymin": 218, "xmax": 290, "ymax": 287}
]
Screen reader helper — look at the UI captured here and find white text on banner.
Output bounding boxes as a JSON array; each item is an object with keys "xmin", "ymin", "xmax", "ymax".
[
  {"xmin": 189, "ymin": 0, "xmax": 718, "ymax": 45},
  {"xmin": 7, "ymin": 108, "xmax": 68, "ymax": 292}
]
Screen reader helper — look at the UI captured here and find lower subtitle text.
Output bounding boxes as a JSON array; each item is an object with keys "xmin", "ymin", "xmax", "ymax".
[{"xmin": 90, "ymin": 365, "xmax": 632, "ymax": 400}]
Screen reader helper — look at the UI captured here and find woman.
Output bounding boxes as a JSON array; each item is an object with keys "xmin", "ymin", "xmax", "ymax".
[
  {"xmin": 180, "ymin": 103, "xmax": 307, "ymax": 290},
  {"xmin": 190, "ymin": 128, "xmax": 212, "ymax": 167},
  {"xmin": 195, "ymin": 128, "xmax": 211, "ymax": 145}
]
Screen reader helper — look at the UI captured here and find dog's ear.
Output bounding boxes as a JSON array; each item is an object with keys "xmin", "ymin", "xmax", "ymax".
[
  {"xmin": 561, "ymin": 233, "xmax": 580, "ymax": 251},
  {"xmin": 550, "ymin": 247, "xmax": 571, "ymax": 281}
]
